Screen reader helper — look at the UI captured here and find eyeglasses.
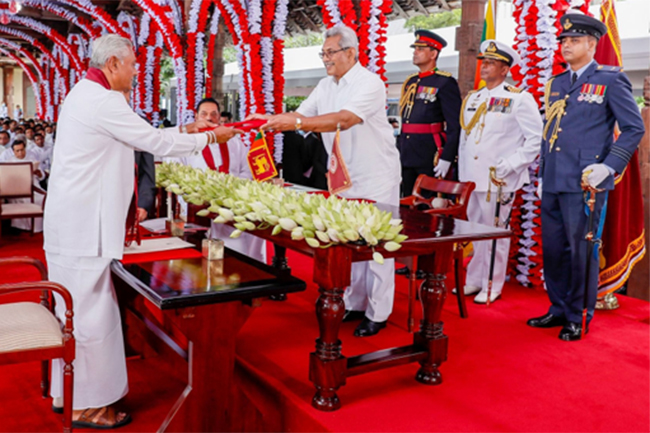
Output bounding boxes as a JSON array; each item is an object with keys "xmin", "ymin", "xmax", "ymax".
[{"xmin": 318, "ymin": 47, "xmax": 350, "ymax": 59}]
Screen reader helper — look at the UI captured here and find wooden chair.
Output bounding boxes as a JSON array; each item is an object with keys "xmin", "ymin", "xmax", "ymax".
[
  {"xmin": 0, "ymin": 162, "xmax": 47, "ymax": 237},
  {"xmin": 0, "ymin": 257, "xmax": 75, "ymax": 433},
  {"xmin": 399, "ymin": 175, "xmax": 476, "ymax": 329}
]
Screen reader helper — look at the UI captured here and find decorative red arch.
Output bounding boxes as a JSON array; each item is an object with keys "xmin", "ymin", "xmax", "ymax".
[
  {"xmin": 0, "ymin": 25, "xmax": 69, "ymax": 99},
  {"xmin": 0, "ymin": 13, "xmax": 84, "ymax": 73},
  {"xmin": 0, "ymin": 46, "xmax": 44, "ymax": 118}
]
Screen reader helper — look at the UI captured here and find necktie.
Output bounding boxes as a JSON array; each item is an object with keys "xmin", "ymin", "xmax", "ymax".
[{"xmin": 571, "ymin": 72, "xmax": 577, "ymax": 85}]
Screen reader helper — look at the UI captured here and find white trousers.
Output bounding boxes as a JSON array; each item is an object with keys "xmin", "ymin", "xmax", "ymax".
[
  {"xmin": 342, "ymin": 182, "xmax": 400, "ymax": 323},
  {"xmin": 47, "ymin": 253, "xmax": 128, "ymax": 410},
  {"xmin": 10, "ymin": 190, "xmax": 44, "ymax": 232},
  {"xmin": 210, "ymin": 222, "xmax": 267, "ymax": 263},
  {"xmin": 465, "ymin": 191, "xmax": 514, "ymax": 296}
]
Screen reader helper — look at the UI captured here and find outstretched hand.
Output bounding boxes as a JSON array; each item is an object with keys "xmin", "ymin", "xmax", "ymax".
[{"xmin": 185, "ymin": 120, "xmax": 217, "ymax": 133}]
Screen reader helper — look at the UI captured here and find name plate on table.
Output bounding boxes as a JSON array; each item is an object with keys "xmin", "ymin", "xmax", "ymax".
[{"xmin": 112, "ymin": 249, "xmax": 306, "ymax": 309}]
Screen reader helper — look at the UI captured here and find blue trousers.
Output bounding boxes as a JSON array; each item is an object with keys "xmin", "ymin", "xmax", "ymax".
[{"xmin": 541, "ymin": 191, "xmax": 606, "ymax": 324}]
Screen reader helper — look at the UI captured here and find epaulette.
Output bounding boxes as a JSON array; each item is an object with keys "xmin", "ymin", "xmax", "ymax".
[
  {"xmin": 553, "ymin": 69, "xmax": 569, "ymax": 78},
  {"xmin": 504, "ymin": 85, "xmax": 523, "ymax": 93},
  {"xmin": 435, "ymin": 70, "xmax": 452, "ymax": 77},
  {"xmin": 596, "ymin": 65, "xmax": 624, "ymax": 72}
]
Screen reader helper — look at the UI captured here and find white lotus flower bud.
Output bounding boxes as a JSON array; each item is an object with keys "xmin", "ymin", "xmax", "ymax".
[
  {"xmin": 315, "ymin": 231, "xmax": 330, "ymax": 243},
  {"xmin": 213, "ymin": 216, "xmax": 226, "ymax": 224},
  {"xmin": 272, "ymin": 225, "xmax": 283, "ymax": 236},
  {"xmin": 279, "ymin": 218, "xmax": 297, "ymax": 231},
  {"xmin": 218, "ymin": 208, "xmax": 234, "ymax": 221},
  {"xmin": 327, "ymin": 228, "xmax": 340, "ymax": 243},
  {"xmin": 343, "ymin": 229, "xmax": 359, "ymax": 242},
  {"xmin": 230, "ymin": 229, "xmax": 243, "ymax": 238},
  {"xmin": 312, "ymin": 214, "xmax": 325, "ymax": 232},
  {"xmin": 196, "ymin": 209, "xmax": 210, "ymax": 217},
  {"xmin": 291, "ymin": 227, "xmax": 305, "ymax": 240},
  {"xmin": 384, "ymin": 241, "xmax": 402, "ymax": 252},
  {"xmin": 389, "ymin": 218, "xmax": 402, "ymax": 226},
  {"xmin": 234, "ymin": 216, "xmax": 247, "ymax": 223},
  {"xmin": 373, "ymin": 252, "xmax": 385, "ymax": 264},
  {"xmin": 394, "ymin": 234, "xmax": 408, "ymax": 243},
  {"xmin": 306, "ymin": 237, "xmax": 321, "ymax": 248}
]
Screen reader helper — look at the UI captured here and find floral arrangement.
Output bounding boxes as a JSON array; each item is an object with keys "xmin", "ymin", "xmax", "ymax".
[{"xmin": 156, "ymin": 162, "xmax": 407, "ymax": 264}]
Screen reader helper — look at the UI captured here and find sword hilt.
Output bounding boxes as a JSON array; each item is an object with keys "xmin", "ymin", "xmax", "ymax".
[{"xmin": 487, "ymin": 166, "xmax": 507, "ymax": 203}]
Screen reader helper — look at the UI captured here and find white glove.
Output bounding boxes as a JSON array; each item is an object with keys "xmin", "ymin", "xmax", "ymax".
[
  {"xmin": 582, "ymin": 163, "xmax": 612, "ymax": 188},
  {"xmin": 433, "ymin": 159, "xmax": 451, "ymax": 178},
  {"xmin": 495, "ymin": 158, "xmax": 514, "ymax": 179},
  {"xmin": 536, "ymin": 180, "xmax": 543, "ymax": 199}
]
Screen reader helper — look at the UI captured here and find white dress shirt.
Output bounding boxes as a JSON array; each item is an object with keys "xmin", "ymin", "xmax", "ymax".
[
  {"xmin": 458, "ymin": 83, "xmax": 542, "ymax": 193},
  {"xmin": 44, "ymin": 79, "xmax": 207, "ymax": 259},
  {"xmin": 297, "ymin": 62, "xmax": 401, "ymax": 204}
]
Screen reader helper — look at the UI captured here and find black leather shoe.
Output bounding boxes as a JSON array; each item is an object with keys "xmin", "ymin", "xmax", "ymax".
[
  {"xmin": 395, "ymin": 267, "xmax": 410, "ymax": 275},
  {"xmin": 527, "ymin": 313, "xmax": 566, "ymax": 328},
  {"xmin": 354, "ymin": 317, "xmax": 387, "ymax": 337},
  {"xmin": 342, "ymin": 310, "xmax": 366, "ymax": 322},
  {"xmin": 559, "ymin": 322, "xmax": 588, "ymax": 341}
]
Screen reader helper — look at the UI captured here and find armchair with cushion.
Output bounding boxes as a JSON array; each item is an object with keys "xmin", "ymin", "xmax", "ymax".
[
  {"xmin": 0, "ymin": 162, "xmax": 47, "ymax": 237},
  {"xmin": 0, "ymin": 257, "xmax": 75, "ymax": 433}
]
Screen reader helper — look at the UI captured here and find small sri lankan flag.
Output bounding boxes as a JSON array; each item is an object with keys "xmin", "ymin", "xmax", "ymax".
[
  {"xmin": 326, "ymin": 126, "xmax": 352, "ymax": 195},
  {"xmin": 247, "ymin": 130, "xmax": 277, "ymax": 182}
]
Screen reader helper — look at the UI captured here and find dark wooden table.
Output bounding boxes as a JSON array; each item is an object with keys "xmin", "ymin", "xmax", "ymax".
[
  {"xmin": 111, "ymin": 248, "xmax": 306, "ymax": 432},
  {"xmin": 188, "ymin": 203, "xmax": 511, "ymax": 411}
]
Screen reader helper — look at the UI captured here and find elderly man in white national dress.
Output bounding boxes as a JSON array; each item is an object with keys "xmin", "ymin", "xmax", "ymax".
[
  {"xmin": 249, "ymin": 25, "xmax": 401, "ymax": 337},
  {"xmin": 43, "ymin": 34, "xmax": 240, "ymax": 429}
]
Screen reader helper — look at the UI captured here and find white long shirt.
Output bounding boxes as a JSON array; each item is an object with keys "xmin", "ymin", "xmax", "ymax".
[
  {"xmin": 297, "ymin": 62, "xmax": 401, "ymax": 204},
  {"xmin": 458, "ymin": 83, "xmax": 542, "ymax": 193},
  {"xmin": 169, "ymin": 136, "xmax": 251, "ymax": 179},
  {"xmin": 44, "ymin": 79, "xmax": 207, "ymax": 259}
]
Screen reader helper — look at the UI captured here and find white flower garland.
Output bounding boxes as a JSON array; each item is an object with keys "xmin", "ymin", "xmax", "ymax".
[
  {"xmin": 117, "ymin": 11, "xmax": 139, "ymax": 48},
  {"xmin": 323, "ymin": 0, "xmax": 342, "ymax": 25},
  {"xmin": 260, "ymin": 36, "xmax": 274, "ymax": 114},
  {"xmin": 273, "ymin": 0, "xmax": 289, "ymax": 39},
  {"xmin": 272, "ymin": 0, "xmax": 290, "ymax": 162}
]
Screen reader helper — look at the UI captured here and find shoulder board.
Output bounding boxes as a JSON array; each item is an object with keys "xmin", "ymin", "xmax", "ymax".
[
  {"xmin": 596, "ymin": 65, "xmax": 624, "ymax": 73},
  {"xmin": 504, "ymin": 85, "xmax": 523, "ymax": 93},
  {"xmin": 435, "ymin": 70, "xmax": 452, "ymax": 77},
  {"xmin": 463, "ymin": 89, "xmax": 479, "ymax": 102},
  {"xmin": 553, "ymin": 70, "xmax": 569, "ymax": 78}
]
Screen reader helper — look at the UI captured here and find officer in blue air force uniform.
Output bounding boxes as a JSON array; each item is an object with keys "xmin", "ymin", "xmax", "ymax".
[
  {"xmin": 398, "ymin": 30, "xmax": 462, "ymax": 197},
  {"xmin": 528, "ymin": 11, "xmax": 645, "ymax": 341}
]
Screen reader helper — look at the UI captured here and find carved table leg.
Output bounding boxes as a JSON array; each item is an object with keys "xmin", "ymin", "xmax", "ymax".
[
  {"xmin": 270, "ymin": 244, "xmax": 291, "ymax": 301},
  {"xmin": 309, "ymin": 247, "xmax": 351, "ymax": 411},
  {"xmin": 414, "ymin": 246, "xmax": 452, "ymax": 385}
]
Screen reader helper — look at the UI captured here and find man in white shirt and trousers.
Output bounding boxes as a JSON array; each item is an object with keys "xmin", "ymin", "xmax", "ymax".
[
  {"xmin": 168, "ymin": 97, "xmax": 266, "ymax": 262},
  {"xmin": 43, "ymin": 34, "xmax": 240, "ymax": 428},
  {"xmin": 458, "ymin": 40, "xmax": 542, "ymax": 304},
  {"xmin": 250, "ymin": 25, "xmax": 401, "ymax": 337}
]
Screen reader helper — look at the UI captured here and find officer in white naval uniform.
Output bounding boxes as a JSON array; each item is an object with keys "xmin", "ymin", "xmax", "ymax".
[{"xmin": 458, "ymin": 40, "xmax": 542, "ymax": 304}]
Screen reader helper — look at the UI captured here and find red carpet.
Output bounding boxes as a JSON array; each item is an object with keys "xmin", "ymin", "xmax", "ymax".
[{"xmin": 1, "ymin": 230, "xmax": 649, "ymax": 432}]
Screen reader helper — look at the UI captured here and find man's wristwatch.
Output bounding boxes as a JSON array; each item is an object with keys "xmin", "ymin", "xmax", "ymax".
[{"xmin": 295, "ymin": 117, "xmax": 302, "ymax": 131}]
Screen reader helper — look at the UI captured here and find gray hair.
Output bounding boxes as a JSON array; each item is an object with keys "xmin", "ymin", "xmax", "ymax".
[
  {"xmin": 324, "ymin": 24, "xmax": 359, "ymax": 54},
  {"xmin": 89, "ymin": 34, "xmax": 134, "ymax": 68}
]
